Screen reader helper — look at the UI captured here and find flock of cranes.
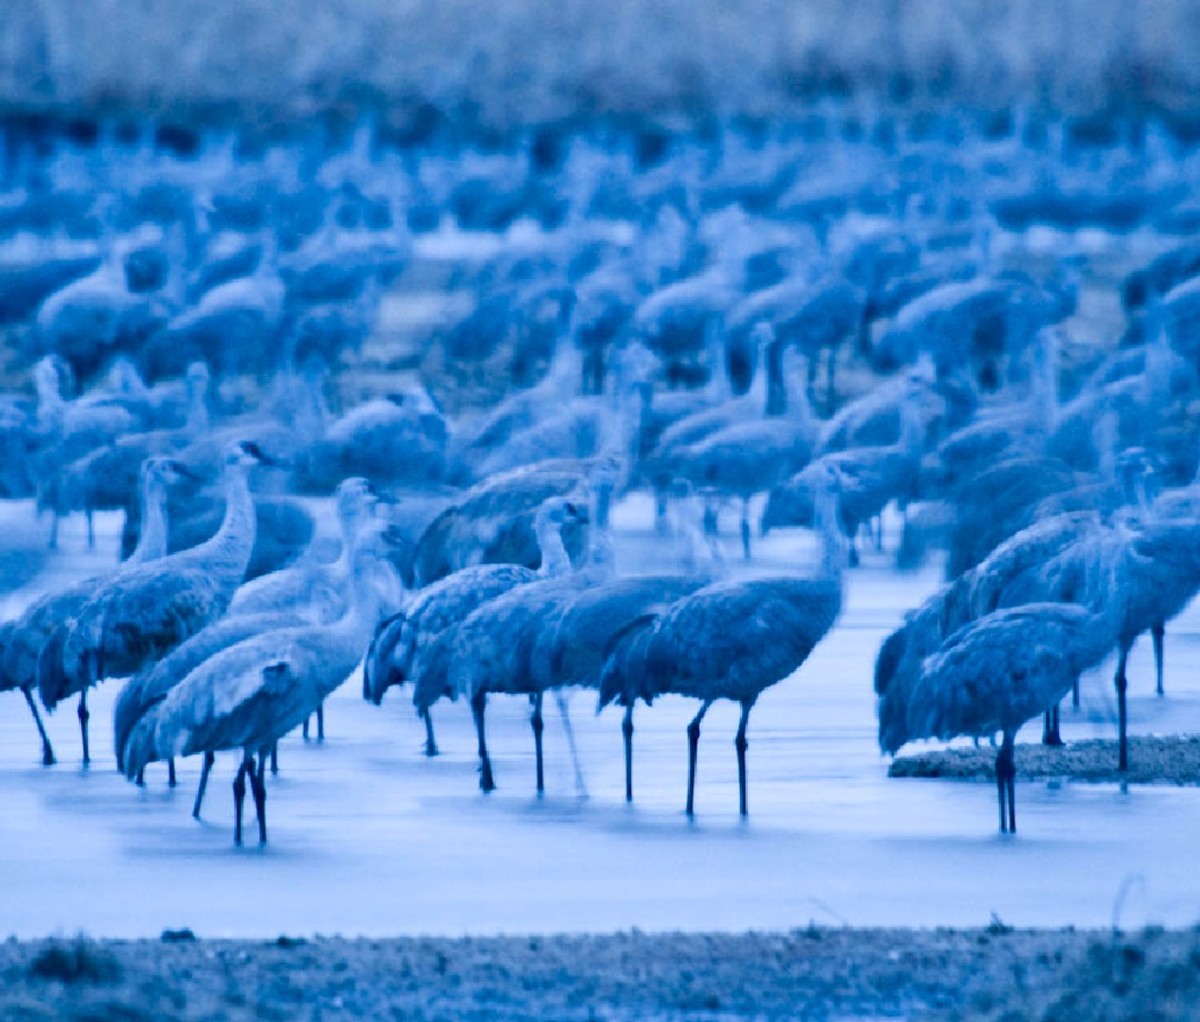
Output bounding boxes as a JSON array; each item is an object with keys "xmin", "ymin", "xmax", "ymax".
[{"xmin": 1, "ymin": 107, "xmax": 1199, "ymax": 842}]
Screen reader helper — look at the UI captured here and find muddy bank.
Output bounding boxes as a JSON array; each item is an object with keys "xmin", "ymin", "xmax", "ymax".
[
  {"xmin": 889, "ymin": 736, "xmax": 1200, "ymax": 785},
  {"xmin": 2, "ymin": 926, "xmax": 1199, "ymax": 1021}
]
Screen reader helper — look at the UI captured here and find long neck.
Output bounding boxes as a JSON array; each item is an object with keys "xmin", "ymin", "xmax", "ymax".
[
  {"xmin": 185, "ymin": 377, "xmax": 210, "ymax": 434},
  {"xmin": 129, "ymin": 475, "xmax": 169, "ymax": 565},
  {"xmin": 35, "ymin": 364, "xmax": 64, "ymax": 420},
  {"xmin": 536, "ymin": 520, "xmax": 571, "ymax": 577},
  {"xmin": 814, "ymin": 486, "xmax": 846, "ymax": 582},
  {"xmin": 897, "ymin": 400, "xmax": 924, "ymax": 455},
  {"xmin": 197, "ymin": 464, "xmax": 258, "ymax": 591}
]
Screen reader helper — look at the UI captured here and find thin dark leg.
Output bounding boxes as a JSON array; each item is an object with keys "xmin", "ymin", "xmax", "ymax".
[
  {"xmin": 531, "ymin": 693, "xmax": 545, "ymax": 795},
  {"xmin": 167, "ymin": 758, "xmax": 177, "ymax": 787},
  {"xmin": 740, "ymin": 498, "xmax": 751, "ymax": 561},
  {"xmin": 471, "ymin": 691, "xmax": 495, "ymax": 793},
  {"xmin": 86, "ymin": 510, "xmax": 94, "ymax": 550},
  {"xmin": 316, "ymin": 702, "xmax": 324, "ymax": 742},
  {"xmin": 270, "ymin": 744, "xmax": 278, "ymax": 775},
  {"xmin": 23, "ymin": 687, "xmax": 55, "ymax": 766},
  {"xmin": 193, "ymin": 751, "xmax": 214, "ymax": 820},
  {"xmin": 996, "ymin": 732, "xmax": 1016, "ymax": 834},
  {"xmin": 1115, "ymin": 645, "xmax": 1129, "ymax": 772},
  {"xmin": 847, "ymin": 533, "xmax": 860, "ymax": 568},
  {"xmin": 1042, "ymin": 704, "xmax": 1063, "ymax": 746},
  {"xmin": 1072, "ymin": 675, "xmax": 1080, "ymax": 709},
  {"xmin": 233, "ymin": 759, "xmax": 248, "ymax": 846},
  {"xmin": 622, "ymin": 703, "xmax": 634, "ymax": 803},
  {"xmin": 302, "ymin": 716, "xmax": 310, "ymax": 741},
  {"xmin": 1152, "ymin": 624, "xmax": 1164, "ymax": 696},
  {"xmin": 251, "ymin": 755, "xmax": 267, "ymax": 845},
  {"xmin": 77, "ymin": 691, "xmax": 90, "ymax": 766},
  {"xmin": 685, "ymin": 701, "xmax": 711, "ymax": 817},
  {"xmin": 422, "ymin": 707, "xmax": 439, "ymax": 757},
  {"xmin": 735, "ymin": 700, "xmax": 752, "ymax": 816},
  {"xmin": 654, "ymin": 491, "xmax": 668, "ymax": 536},
  {"xmin": 702, "ymin": 503, "xmax": 718, "ymax": 538},
  {"xmin": 136, "ymin": 768, "xmax": 145, "ymax": 786}
]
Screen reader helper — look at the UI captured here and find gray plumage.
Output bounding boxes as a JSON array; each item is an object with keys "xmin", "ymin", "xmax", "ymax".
[
  {"xmin": 123, "ymin": 549, "xmax": 391, "ymax": 845},
  {"xmin": 446, "ymin": 501, "xmax": 611, "ymax": 793},
  {"xmin": 600, "ymin": 465, "xmax": 844, "ymax": 815},
  {"xmin": 878, "ymin": 602, "xmax": 1117, "ymax": 833},
  {"xmin": 3, "ymin": 456, "xmax": 183, "ymax": 764},
  {"xmin": 45, "ymin": 442, "xmax": 269, "ymax": 714}
]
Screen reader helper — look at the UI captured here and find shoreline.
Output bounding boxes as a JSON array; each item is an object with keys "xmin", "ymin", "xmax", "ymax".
[{"xmin": 3, "ymin": 926, "xmax": 1198, "ymax": 1020}]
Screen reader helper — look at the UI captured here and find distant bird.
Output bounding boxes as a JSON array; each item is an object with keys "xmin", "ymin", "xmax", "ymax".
[
  {"xmin": 30, "ymin": 355, "xmax": 138, "ymax": 548},
  {"xmin": 879, "ymin": 602, "xmax": 1117, "ymax": 833},
  {"xmin": 673, "ymin": 344, "xmax": 816, "ymax": 558},
  {"xmin": 123, "ymin": 547, "xmax": 392, "ymax": 845},
  {"xmin": 2, "ymin": 456, "xmax": 186, "ymax": 763},
  {"xmin": 763, "ymin": 378, "xmax": 927, "ymax": 564},
  {"xmin": 40, "ymin": 442, "xmax": 273, "ymax": 755},
  {"xmin": 599, "ymin": 464, "xmax": 844, "ymax": 815},
  {"xmin": 446, "ymin": 498, "xmax": 608, "ymax": 794},
  {"xmin": 410, "ymin": 457, "xmax": 605, "ymax": 585}
]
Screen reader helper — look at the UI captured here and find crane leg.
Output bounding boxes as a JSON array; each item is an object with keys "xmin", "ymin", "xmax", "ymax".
[
  {"xmin": 703, "ymin": 502, "xmax": 719, "ymax": 539},
  {"xmin": 167, "ymin": 758, "xmax": 177, "ymax": 788},
  {"xmin": 685, "ymin": 701, "xmax": 712, "ymax": 817},
  {"xmin": 1072, "ymin": 675, "xmax": 1080, "ymax": 709},
  {"xmin": 136, "ymin": 768, "xmax": 144, "ymax": 786},
  {"xmin": 553, "ymin": 690, "xmax": 587, "ymax": 799},
  {"xmin": 471, "ymin": 691, "xmax": 495, "ymax": 793},
  {"xmin": 86, "ymin": 510, "xmax": 94, "ymax": 550},
  {"xmin": 302, "ymin": 716, "xmax": 310, "ymax": 741},
  {"xmin": 735, "ymin": 700, "xmax": 753, "ymax": 816},
  {"xmin": 193, "ymin": 751, "xmax": 215, "ymax": 820},
  {"xmin": 77, "ymin": 691, "xmax": 90, "ymax": 767},
  {"xmin": 422, "ymin": 707, "xmax": 439, "ymax": 758},
  {"xmin": 531, "ymin": 692, "xmax": 545, "ymax": 795},
  {"xmin": 622, "ymin": 704, "xmax": 635, "ymax": 803},
  {"xmin": 995, "ymin": 732, "xmax": 1017, "ymax": 834},
  {"xmin": 48, "ymin": 511, "xmax": 58, "ymax": 551},
  {"xmin": 23, "ymin": 687, "xmax": 55, "ymax": 766},
  {"xmin": 251, "ymin": 755, "xmax": 268, "ymax": 845},
  {"xmin": 655, "ymin": 491, "xmax": 669, "ymax": 536},
  {"xmin": 1152, "ymin": 624, "xmax": 1164, "ymax": 696},
  {"xmin": 233, "ymin": 758, "xmax": 249, "ymax": 846},
  {"xmin": 270, "ymin": 744, "xmax": 278, "ymax": 775},
  {"xmin": 1115, "ymin": 646, "xmax": 1129, "ymax": 772},
  {"xmin": 740, "ymin": 498, "xmax": 751, "ymax": 561},
  {"xmin": 1041, "ymin": 704, "xmax": 1063, "ymax": 746},
  {"xmin": 316, "ymin": 702, "xmax": 325, "ymax": 742}
]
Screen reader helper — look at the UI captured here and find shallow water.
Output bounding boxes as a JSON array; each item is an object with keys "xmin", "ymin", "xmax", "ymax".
[{"xmin": 1, "ymin": 495, "xmax": 1198, "ymax": 938}]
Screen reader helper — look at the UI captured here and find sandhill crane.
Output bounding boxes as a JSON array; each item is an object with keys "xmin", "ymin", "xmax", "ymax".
[
  {"xmin": 123, "ymin": 548, "xmax": 393, "ymax": 845},
  {"xmin": 674, "ymin": 344, "xmax": 816, "ymax": 558},
  {"xmin": 445, "ymin": 499, "xmax": 608, "ymax": 794},
  {"xmin": 39, "ymin": 442, "xmax": 274, "ymax": 753},
  {"xmin": 2, "ymin": 457, "xmax": 186, "ymax": 763},
  {"xmin": 599, "ymin": 464, "xmax": 844, "ymax": 816},
  {"xmin": 879, "ymin": 602, "xmax": 1118, "ymax": 833},
  {"xmin": 763, "ymin": 379, "xmax": 926, "ymax": 564}
]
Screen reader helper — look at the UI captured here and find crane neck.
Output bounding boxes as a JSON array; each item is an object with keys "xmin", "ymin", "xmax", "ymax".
[
  {"xmin": 814, "ymin": 481, "xmax": 846, "ymax": 582},
  {"xmin": 129, "ymin": 471, "xmax": 170, "ymax": 565},
  {"xmin": 198, "ymin": 462, "xmax": 258, "ymax": 588},
  {"xmin": 536, "ymin": 518, "xmax": 572, "ymax": 577}
]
